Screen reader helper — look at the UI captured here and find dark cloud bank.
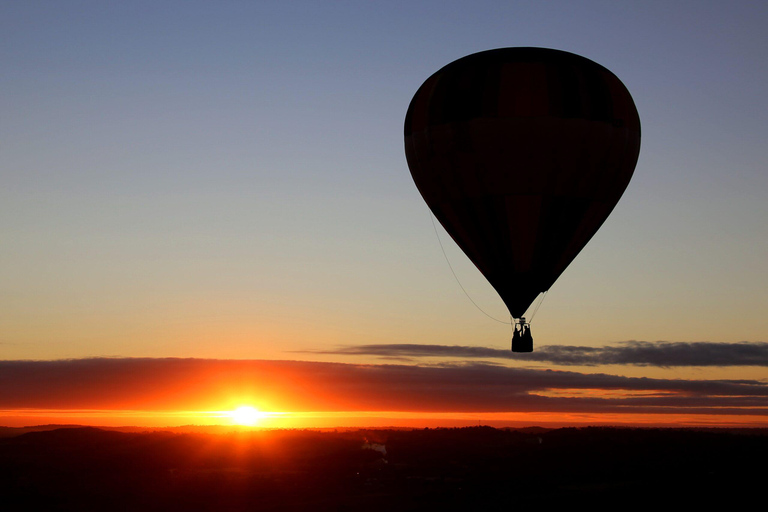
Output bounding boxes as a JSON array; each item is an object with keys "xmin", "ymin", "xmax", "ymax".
[
  {"xmin": 1, "ymin": 357, "xmax": 766, "ymax": 417},
  {"xmin": 309, "ymin": 341, "xmax": 768, "ymax": 367}
]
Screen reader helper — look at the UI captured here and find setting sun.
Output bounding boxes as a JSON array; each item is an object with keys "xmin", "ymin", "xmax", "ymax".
[{"xmin": 230, "ymin": 406, "xmax": 264, "ymax": 426}]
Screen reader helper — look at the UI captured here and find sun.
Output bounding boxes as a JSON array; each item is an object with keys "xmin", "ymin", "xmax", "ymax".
[{"xmin": 230, "ymin": 406, "xmax": 264, "ymax": 426}]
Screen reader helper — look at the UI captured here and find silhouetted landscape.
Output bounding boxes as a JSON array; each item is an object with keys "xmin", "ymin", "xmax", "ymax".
[{"xmin": 2, "ymin": 425, "xmax": 765, "ymax": 510}]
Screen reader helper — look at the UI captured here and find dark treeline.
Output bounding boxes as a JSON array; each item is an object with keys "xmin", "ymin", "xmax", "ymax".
[{"xmin": 2, "ymin": 426, "xmax": 766, "ymax": 510}]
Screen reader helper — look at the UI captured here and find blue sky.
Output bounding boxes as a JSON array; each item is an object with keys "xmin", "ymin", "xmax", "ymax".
[{"xmin": 2, "ymin": 0, "xmax": 768, "ymax": 387}]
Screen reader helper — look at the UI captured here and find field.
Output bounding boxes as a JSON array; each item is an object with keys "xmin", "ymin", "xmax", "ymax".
[{"xmin": 2, "ymin": 425, "xmax": 765, "ymax": 510}]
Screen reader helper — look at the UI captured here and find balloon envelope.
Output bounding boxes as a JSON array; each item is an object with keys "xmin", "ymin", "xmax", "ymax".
[{"xmin": 404, "ymin": 48, "xmax": 640, "ymax": 318}]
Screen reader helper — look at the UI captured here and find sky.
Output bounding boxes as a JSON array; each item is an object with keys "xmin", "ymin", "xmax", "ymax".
[{"xmin": 2, "ymin": 1, "xmax": 767, "ymax": 428}]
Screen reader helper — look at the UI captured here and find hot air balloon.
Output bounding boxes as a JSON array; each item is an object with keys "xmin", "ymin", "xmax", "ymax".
[{"xmin": 404, "ymin": 48, "xmax": 641, "ymax": 352}]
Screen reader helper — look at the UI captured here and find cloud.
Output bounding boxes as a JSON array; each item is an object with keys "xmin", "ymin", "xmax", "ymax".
[
  {"xmin": 307, "ymin": 341, "xmax": 768, "ymax": 367},
  {"xmin": 0, "ymin": 358, "xmax": 766, "ymax": 417}
]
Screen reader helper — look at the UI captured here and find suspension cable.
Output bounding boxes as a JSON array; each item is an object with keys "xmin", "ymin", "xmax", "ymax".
[
  {"xmin": 429, "ymin": 212, "xmax": 511, "ymax": 325},
  {"xmin": 526, "ymin": 290, "xmax": 548, "ymax": 324}
]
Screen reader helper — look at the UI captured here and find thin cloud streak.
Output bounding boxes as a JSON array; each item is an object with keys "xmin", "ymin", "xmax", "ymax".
[
  {"xmin": 0, "ymin": 358, "xmax": 766, "ymax": 417},
  {"xmin": 308, "ymin": 341, "xmax": 768, "ymax": 367}
]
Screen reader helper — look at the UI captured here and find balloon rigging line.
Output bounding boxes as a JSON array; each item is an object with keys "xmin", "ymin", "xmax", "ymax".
[
  {"xmin": 429, "ymin": 212, "xmax": 512, "ymax": 325},
  {"xmin": 527, "ymin": 290, "xmax": 548, "ymax": 324}
]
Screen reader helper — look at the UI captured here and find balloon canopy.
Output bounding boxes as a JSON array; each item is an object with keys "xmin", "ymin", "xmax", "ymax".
[{"xmin": 404, "ymin": 48, "xmax": 641, "ymax": 319}]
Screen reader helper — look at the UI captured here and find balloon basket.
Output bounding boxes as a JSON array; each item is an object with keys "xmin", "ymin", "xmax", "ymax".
[{"xmin": 511, "ymin": 336, "xmax": 533, "ymax": 353}]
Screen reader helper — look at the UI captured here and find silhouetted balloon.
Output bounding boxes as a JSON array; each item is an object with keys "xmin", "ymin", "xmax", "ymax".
[{"xmin": 405, "ymin": 48, "xmax": 640, "ymax": 319}]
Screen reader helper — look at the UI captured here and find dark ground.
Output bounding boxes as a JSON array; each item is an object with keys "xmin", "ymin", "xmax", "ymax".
[{"xmin": 1, "ymin": 425, "xmax": 765, "ymax": 510}]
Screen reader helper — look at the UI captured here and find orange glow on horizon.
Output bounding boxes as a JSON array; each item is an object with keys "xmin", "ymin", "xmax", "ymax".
[
  {"xmin": 2, "ymin": 409, "xmax": 767, "ymax": 430},
  {"xmin": 531, "ymin": 388, "xmax": 683, "ymax": 399},
  {"xmin": 229, "ymin": 406, "xmax": 266, "ymax": 426}
]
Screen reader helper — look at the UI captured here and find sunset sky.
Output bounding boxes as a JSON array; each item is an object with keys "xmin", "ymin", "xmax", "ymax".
[{"xmin": 2, "ymin": 1, "xmax": 767, "ymax": 428}]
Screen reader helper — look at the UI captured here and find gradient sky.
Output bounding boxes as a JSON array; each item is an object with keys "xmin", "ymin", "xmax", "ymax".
[{"xmin": 2, "ymin": 1, "xmax": 767, "ymax": 426}]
